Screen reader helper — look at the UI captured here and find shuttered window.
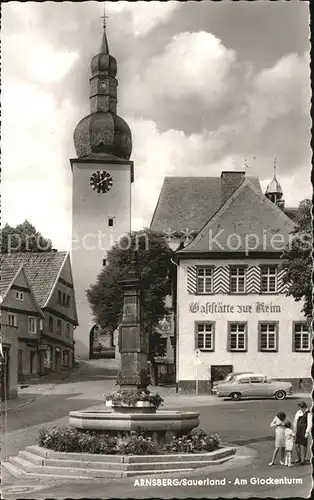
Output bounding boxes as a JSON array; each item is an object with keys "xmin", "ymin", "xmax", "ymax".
[
  {"xmin": 261, "ymin": 266, "xmax": 277, "ymax": 293},
  {"xmin": 230, "ymin": 267, "xmax": 246, "ymax": 293}
]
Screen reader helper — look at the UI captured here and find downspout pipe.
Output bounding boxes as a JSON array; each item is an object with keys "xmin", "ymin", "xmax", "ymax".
[{"xmin": 171, "ymin": 258, "xmax": 179, "ymax": 393}]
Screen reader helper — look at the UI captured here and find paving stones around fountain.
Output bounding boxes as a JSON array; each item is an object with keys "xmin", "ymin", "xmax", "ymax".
[{"xmin": 2, "ymin": 444, "xmax": 236, "ymax": 479}]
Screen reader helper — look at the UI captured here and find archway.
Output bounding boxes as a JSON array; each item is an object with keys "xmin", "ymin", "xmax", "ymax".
[{"xmin": 89, "ymin": 324, "xmax": 115, "ymax": 359}]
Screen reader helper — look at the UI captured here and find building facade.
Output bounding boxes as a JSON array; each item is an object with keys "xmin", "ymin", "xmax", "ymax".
[
  {"xmin": 1, "ymin": 252, "xmax": 78, "ymax": 383},
  {"xmin": 0, "ymin": 264, "xmax": 44, "ymax": 393},
  {"xmin": 70, "ymin": 19, "xmax": 133, "ymax": 358},
  {"xmin": 40, "ymin": 253, "xmax": 78, "ymax": 373},
  {"xmin": 151, "ymin": 171, "xmax": 311, "ymax": 393},
  {"xmin": 0, "ymin": 321, "xmax": 18, "ymax": 400},
  {"xmin": 176, "ymin": 257, "xmax": 310, "ymax": 392}
]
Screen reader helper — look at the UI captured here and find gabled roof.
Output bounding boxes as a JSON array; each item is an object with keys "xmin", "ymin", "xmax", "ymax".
[
  {"xmin": 1, "ymin": 252, "xmax": 67, "ymax": 307},
  {"xmin": 0, "ymin": 262, "xmax": 20, "ymax": 297},
  {"xmin": 150, "ymin": 176, "xmax": 262, "ymax": 234},
  {"xmin": 177, "ymin": 179, "xmax": 295, "ymax": 255},
  {"xmin": 0, "ymin": 264, "xmax": 45, "ymax": 317}
]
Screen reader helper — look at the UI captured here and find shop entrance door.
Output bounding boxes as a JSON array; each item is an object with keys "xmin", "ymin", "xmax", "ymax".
[{"xmin": 210, "ymin": 365, "xmax": 233, "ymax": 383}]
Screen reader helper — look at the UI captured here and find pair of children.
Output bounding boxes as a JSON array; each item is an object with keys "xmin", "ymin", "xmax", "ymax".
[{"xmin": 269, "ymin": 412, "xmax": 295, "ymax": 467}]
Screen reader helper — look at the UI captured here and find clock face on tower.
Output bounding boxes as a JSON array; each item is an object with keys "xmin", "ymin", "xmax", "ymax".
[{"xmin": 89, "ymin": 171, "xmax": 113, "ymax": 193}]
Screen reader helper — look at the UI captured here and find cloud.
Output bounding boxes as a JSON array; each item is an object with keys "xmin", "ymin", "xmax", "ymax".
[
  {"xmin": 125, "ymin": 31, "xmax": 236, "ymax": 114},
  {"xmin": 129, "ymin": 118, "xmax": 246, "ymax": 229},
  {"xmin": 2, "ymin": 79, "xmax": 75, "ymax": 249},
  {"xmin": 1, "ymin": 2, "xmax": 310, "ymax": 249},
  {"xmin": 3, "ymin": 33, "xmax": 79, "ymax": 84},
  {"xmin": 107, "ymin": 1, "xmax": 181, "ymax": 37},
  {"xmin": 28, "ymin": 45, "xmax": 79, "ymax": 83},
  {"xmin": 247, "ymin": 52, "xmax": 310, "ymax": 130}
]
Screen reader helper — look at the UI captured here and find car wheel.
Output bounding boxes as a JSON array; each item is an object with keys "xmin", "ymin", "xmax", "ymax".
[
  {"xmin": 274, "ymin": 390, "xmax": 286, "ymax": 400},
  {"xmin": 230, "ymin": 392, "xmax": 242, "ymax": 401}
]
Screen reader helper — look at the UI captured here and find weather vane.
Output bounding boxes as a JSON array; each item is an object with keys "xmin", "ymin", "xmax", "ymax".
[
  {"xmin": 273, "ymin": 157, "xmax": 277, "ymax": 176},
  {"xmin": 244, "ymin": 158, "xmax": 249, "ymax": 174}
]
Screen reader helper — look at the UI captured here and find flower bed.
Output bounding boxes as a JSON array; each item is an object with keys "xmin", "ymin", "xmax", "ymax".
[
  {"xmin": 165, "ymin": 428, "xmax": 220, "ymax": 454},
  {"xmin": 38, "ymin": 427, "xmax": 220, "ymax": 456},
  {"xmin": 38, "ymin": 427, "xmax": 117, "ymax": 454},
  {"xmin": 104, "ymin": 388, "xmax": 164, "ymax": 409}
]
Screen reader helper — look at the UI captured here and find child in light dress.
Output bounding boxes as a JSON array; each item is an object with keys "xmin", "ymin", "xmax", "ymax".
[
  {"xmin": 269, "ymin": 412, "xmax": 286, "ymax": 466},
  {"xmin": 284, "ymin": 420, "xmax": 295, "ymax": 467}
]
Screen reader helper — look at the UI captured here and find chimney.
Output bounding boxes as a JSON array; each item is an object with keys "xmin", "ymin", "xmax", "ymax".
[{"xmin": 221, "ymin": 171, "xmax": 245, "ymax": 205}]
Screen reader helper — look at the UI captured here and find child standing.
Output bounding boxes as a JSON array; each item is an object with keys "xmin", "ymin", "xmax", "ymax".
[
  {"xmin": 269, "ymin": 412, "xmax": 286, "ymax": 466},
  {"xmin": 284, "ymin": 420, "xmax": 295, "ymax": 467}
]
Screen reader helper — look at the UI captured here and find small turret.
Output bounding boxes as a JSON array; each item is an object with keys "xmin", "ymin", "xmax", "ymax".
[{"xmin": 265, "ymin": 158, "xmax": 285, "ymax": 209}]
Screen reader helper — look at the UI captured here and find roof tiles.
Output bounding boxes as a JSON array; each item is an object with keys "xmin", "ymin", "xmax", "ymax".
[
  {"xmin": 178, "ymin": 179, "xmax": 295, "ymax": 254},
  {"xmin": 0, "ymin": 252, "xmax": 67, "ymax": 306},
  {"xmin": 150, "ymin": 176, "xmax": 262, "ymax": 234}
]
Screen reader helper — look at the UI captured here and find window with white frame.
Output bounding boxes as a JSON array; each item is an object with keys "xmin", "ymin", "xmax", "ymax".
[
  {"xmin": 293, "ymin": 323, "xmax": 311, "ymax": 351},
  {"xmin": 230, "ymin": 267, "xmax": 246, "ymax": 293},
  {"xmin": 228, "ymin": 323, "xmax": 247, "ymax": 351},
  {"xmin": 261, "ymin": 266, "xmax": 277, "ymax": 293},
  {"xmin": 259, "ymin": 323, "xmax": 278, "ymax": 351},
  {"xmin": 15, "ymin": 291, "xmax": 24, "ymax": 301},
  {"xmin": 196, "ymin": 323, "xmax": 214, "ymax": 351},
  {"xmin": 28, "ymin": 316, "xmax": 37, "ymax": 334},
  {"xmin": 196, "ymin": 267, "xmax": 213, "ymax": 294},
  {"xmin": 66, "ymin": 323, "xmax": 70, "ymax": 337},
  {"xmin": 8, "ymin": 313, "xmax": 17, "ymax": 327}
]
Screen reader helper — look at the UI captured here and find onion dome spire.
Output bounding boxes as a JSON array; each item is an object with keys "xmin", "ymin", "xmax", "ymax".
[{"xmin": 73, "ymin": 4, "xmax": 132, "ymax": 160}]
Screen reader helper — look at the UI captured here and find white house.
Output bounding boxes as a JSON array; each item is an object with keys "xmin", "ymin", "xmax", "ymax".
[{"xmin": 151, "ymin": 170, "xmax": 311, "ymax": 393}]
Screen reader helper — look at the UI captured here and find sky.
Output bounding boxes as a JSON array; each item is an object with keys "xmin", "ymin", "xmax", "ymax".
[{"xmin": 2, "ymin": 1, "xmax": 311, "ymax": 250}]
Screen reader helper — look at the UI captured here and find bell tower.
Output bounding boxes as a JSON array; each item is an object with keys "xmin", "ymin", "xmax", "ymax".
[
  {"xmin": 70, "ymin": 9, "xmax": 134, "ymax": 358},
  {"xmin": 265, "ymin": 158, "xmax": 285, "ymax": 209}
]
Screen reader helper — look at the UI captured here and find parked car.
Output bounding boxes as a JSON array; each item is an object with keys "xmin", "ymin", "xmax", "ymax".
[
  {"xmin": 214, "ymin": 373, "xmax": 293, "ymax": 401},
  {"xmin": 212, "ymin": 372, "xmax": 254, "ymax": 392}
]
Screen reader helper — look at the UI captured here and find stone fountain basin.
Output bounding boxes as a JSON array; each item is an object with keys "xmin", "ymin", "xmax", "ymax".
[{"xmin": 69, "ymin": 408, "xmax": 199, "ymax": 433}]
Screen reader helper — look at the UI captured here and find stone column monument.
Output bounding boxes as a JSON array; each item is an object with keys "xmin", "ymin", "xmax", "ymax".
[{"xmin": 116, "ymin": 258, "xmax": 150, "ymax": 392}]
